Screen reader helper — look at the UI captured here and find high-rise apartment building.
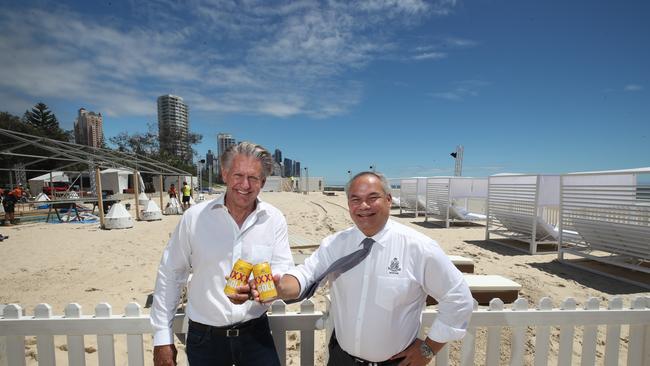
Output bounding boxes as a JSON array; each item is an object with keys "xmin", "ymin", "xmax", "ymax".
[
  {"xmin": 274, "ymin": 149, "xmax": 282, "ymax": 165},
  {"xmin": 294, "ymin": 161, "xmax": 301, "ymax": 177},
  {"xmin": 206, "ymin": 150, "xmax": 214, "ymax": 170},
  {"xmin": 217, "ymin": 133, "xmax": 236, "ymax": 159},
  {"xmin": 157, "ymin": 94, "xmax": 190, "ymax": 162},
  {"xmin": 283, "ymin": 158, "xmax": 293, "ymax": 177},
  {"xmin": 74, "ymin": 108, "xmax": 103, "ymax": 147},
  {"xmin": 216, "ymin": 133, "xmax": 236, "ymax": 180}
]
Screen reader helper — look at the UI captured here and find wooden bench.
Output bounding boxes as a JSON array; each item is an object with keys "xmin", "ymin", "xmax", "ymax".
[
  {"xmin": 448, "ymin": 255, "xmax": 474, "ymax": 273},
  {"xmin": 427, "ymin": 274, "xmax": 521, "ymax": 306}
]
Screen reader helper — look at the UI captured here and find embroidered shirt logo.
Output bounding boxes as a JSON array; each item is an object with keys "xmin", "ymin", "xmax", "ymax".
[{"xmin": 387, "ymin": 257, "xmax": 402, "ymax": 274}]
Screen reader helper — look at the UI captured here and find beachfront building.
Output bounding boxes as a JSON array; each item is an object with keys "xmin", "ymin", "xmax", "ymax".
[
  {"xmin": 273, "ymin": 148, "xmax": 282, "ymax": 165},
  {"xmin": 294, "ymin": 161, "xmax": 301, "ymax": 177},
  {"xmin": 283, "ymin": 158, "xmax": 293, "ymax": 177},
  {"xmin": 157, "ymin": 94, "xmax": 190, "ymax": 162},
  {"xmin": 74, "ymin": 108, "xmax": 103, "ymax": 147},
  {"xmin": 217, "ymin": 133, "xmax": 235, "ymax": 157},
  {"xmin": 216, "ymin": 133, "xmax": 236, "ymax": 181},
  {"xmin": 271, "ymin": 161, "xmax": 282, "ymax": 176}
]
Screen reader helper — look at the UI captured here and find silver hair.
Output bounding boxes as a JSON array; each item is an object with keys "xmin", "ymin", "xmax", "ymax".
[
  {"xmin": 345, "ymin": 171, "xmax": 392, "ymax": 198},
  {"xmin": 220, "ymin": 141, "xmax": 274, "ymax": 178}
]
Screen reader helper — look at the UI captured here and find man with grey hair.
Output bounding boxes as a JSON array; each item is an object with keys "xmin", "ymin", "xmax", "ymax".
[
  {"xmin": 262, "ymin": 171, "xmax": 473, "ymax": 366},
  {"xmin": 151, "ymin": 141, "xmax": 294, "ymax": 366}
]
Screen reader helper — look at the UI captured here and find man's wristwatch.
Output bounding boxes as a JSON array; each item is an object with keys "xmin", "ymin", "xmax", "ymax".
[{"xmin": 419, "ymin": 341, "xmax": 435, "ymax": 359}]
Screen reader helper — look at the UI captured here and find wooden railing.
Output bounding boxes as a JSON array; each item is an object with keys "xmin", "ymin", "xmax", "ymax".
[{"xmin": 1, "ymin": 297, "xmax": 649, "ymax": 366}]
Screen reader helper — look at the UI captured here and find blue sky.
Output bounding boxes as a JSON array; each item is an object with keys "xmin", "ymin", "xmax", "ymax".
[{"xmin": 1, "ymin": 0, "xmax": 648, "ymax": 185}]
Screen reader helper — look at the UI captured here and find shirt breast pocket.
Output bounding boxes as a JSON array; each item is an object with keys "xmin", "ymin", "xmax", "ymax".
[
  {"xmin": 251, "ymin": 244, "xmax": 273, "ymax": 263},
  {"xmin": 374, "ymin": 276, "xmax": 412, "ymax": 311}
]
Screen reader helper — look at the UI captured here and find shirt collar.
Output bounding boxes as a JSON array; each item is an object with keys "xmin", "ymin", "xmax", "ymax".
[
  {"xmin": 354, "ymin": 219, "xmax": 392, "ymax": 248},
  {"xmin": 210, "ymin": 193, "xmax": 267, "ymax": 218}
]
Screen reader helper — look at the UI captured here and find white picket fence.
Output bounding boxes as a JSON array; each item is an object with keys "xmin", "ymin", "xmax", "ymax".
[{"xmin": 1, "ymin": 297, "xmax": 649, "ymax": 366}]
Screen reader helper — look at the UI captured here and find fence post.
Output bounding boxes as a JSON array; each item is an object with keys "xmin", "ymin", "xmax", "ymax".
[
  {"xmin": 534, "ymin": 297, "xmax": 553, "ymax": 366},
  {"xmin": 627, "ymin": 297, "xmax": 647, "ymax": 366},
  {"xmin": 271, "ymin": 300, "xmax": 287, "ymax": 366},
  {"xmin": 95, "ymin": 303, "xmax": 115, "ymax": 366},
  {"xmin": 4, "ymin": 304, "xmax": 25, "ymax": 366},
  {"xmin": 0, "ymin": 304, "xmax": 5, "ymax": 366},
  {"xmin": 605, "ymin": 297, "xmax": 624, "ymax": 366},
  {"xmin": 125, "ymin": 303, "xmax": 144, "ymax": 366},
  {"xmin": 558, "ymin": 298, "xmax": 577, "ymax": 365},
  {"xmin": 64, "ymin": 303, "xmax": 86, "ymax": 366},
  {"xmin": 460, "ymin": 299, "xmax": 479, "ymax": 366},
  {"xmin": 580, "ymin": 298, "xmax": 600, "ymax": 366},
  {"xmin": 298, "ymin": 300, "xmax": 315, "ymax": 365},
  {"xmin": 486, "ymin": 299, "xmax": 504, "ymax": 366},
  {"xmin": 510, "ymin": 298, "xmax": 529, "ymax": 366},
  {"xmin": 34, "ymin": 304, "xmax": 55, "ymax": 366}
]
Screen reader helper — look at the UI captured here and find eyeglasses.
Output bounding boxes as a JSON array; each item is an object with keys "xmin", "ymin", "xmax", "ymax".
[{"xmin": 348, "ymin": 194, "xmax": 386, "ymax": 207}]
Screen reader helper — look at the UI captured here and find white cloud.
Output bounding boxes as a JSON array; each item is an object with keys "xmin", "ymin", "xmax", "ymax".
[
  {"xmin": 413, "ymin": 52, "xmax": 447, "ymax": 60},
  {"xmin": 624, "ymin": 84, "xmax": 644, "ymax": 92},
  {"xmin": 431, "ymin": 80, "xmax": 489, "ymax": 101},
  {"xmin": 357, "ymin": 0, "xmax": 430, "ymax": 14},
  {"xmin": 259, "ymin": 103, "xmax": 303, "ymax": 118},
  {"xmin": 410, "ymin": 36, "xmax": 476, "ymax": 61},
  {"xmin": 445, "ymin": 37, "xmax": 478, "ymax": 47},
  {"xmin": 0, "ymin": 0, "xmax": 459, "ymax": 119}
]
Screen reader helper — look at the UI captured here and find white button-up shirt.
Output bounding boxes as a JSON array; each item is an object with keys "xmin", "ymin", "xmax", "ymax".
[
  {"xmin": 150, "ymin": 194, "xmax": 294, "ymax": 345},
  {"xmin": 287, "ymin": 219, "xmax": 473, "ymax": 362}
]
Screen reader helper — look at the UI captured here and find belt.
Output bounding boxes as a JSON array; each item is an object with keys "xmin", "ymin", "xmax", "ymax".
[
  {"xmin": 188, "ymin": 314, "xmax": 267, "ymax": 338},
  {"xmin": 352, "ymin": 357, "xmax": 402, "ymax": 366},
  {"xmin": 330, "ymin": 332, "xmax": 403, "ymax": 366}
]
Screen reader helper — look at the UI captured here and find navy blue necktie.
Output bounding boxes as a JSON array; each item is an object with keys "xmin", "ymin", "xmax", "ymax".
[{"xmin": 288, "ymin": 237, "xmax": 375, "ymax": 303}]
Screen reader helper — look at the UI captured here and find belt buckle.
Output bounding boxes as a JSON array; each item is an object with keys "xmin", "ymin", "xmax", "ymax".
[
  {"xmin": 354, "ymin": 358, "xmax": 376, "ymax": 365},
  {"xmin": 226, "ymin": 329, "xmax": 239, "ymax": 337}
]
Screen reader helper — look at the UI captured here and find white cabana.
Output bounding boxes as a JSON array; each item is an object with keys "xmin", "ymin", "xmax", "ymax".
[
  {"xmin": 388, "ymin": 178, "xmax": 401, "ymax": 207},
  {"xmin": 140, "ymin": 200, "xmax": 162, "ymax": 221},
  {"xmin": 297, "ymin": 177, "xmax": 325, "ymax": 192},
  {"xmin": 100, "ymin": 168, "xmax": 131, "ymax": 195},
  {"xmin": 262, "ymin": 176, "xmax": 284, "ymax": 192},
  {"xmin": 103, "ymin": 202, "xmax": 134, "ymax": 229},
  {"xmin": 485, "ymin": 174, "xmax": 561, "ymax": 254},
  {"xmin": 399, "ymin": 178, "xmax": 427, "ymax": 216},
  {"xmin": 424, "ymin": 177, "xmax": 488, "ymax": 227},
  {"xmin": 558, "ymin": 167, "xmax": 650, "ymax": 287},
  {"xmin": 28, "ymin": 172, "xmax": 69, "ymax": 195}
]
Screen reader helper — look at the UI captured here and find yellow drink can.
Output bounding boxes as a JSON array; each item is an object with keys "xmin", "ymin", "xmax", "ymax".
[
  {"xmin": 224, "ymin": 259, "xmax": 253, "ymax": 296},
  {"xmin": 253, "ymin": 262, "xmax": 277, "ymax": 302}
]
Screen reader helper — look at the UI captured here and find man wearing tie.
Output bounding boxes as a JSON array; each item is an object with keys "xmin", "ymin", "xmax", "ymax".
[{"xmin": 264, "ymin": 171, "xmax": 473, "ymax": 366}]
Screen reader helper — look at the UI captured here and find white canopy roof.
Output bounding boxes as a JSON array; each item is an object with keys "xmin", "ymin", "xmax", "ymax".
[
  {"xmin": 101, "ymin": 168, "xmax": 132, "ymax": 175},
  {"xmin": 567, "ymin": 167, "xmax": 650, "ymax": 175},
  {"xmin": 28, "ymin": 171, "xmax": 69, "ymax": 182}
]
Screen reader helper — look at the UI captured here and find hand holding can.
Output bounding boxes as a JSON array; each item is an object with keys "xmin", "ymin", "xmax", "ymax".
[
  {"xmin": 253, "ymin": 262, "xmax": 278, "ymax": 303},
  {"xmin": 224, "ymin": 259, "xmax": 253, "ymax": 296}
]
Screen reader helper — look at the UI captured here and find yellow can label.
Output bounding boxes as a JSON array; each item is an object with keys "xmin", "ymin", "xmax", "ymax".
[
  {"xmin": 253, "ymin": 262, "xmax": 277, "ymax": 302},
  {"xmin": 224, "ymin": 259, "xmax": 253, "ymax": 296}
]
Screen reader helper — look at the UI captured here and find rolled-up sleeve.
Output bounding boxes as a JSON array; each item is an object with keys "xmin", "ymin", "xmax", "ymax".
[
  {"xmin": 422, "ymin": 244, "xmax": 473, "ymax": 343},
  {"xmin": 150, "ymin": 217, "xmax": 192, "ymax": 346},
  {"xmin": 285, "ymin": 236, "xmax": 335, "ymax": 299}
]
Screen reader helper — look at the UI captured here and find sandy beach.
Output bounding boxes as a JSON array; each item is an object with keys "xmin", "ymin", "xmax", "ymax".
[{"xmin": 1, "ymin": 191, "xmax": 648, "ymax": 365}]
